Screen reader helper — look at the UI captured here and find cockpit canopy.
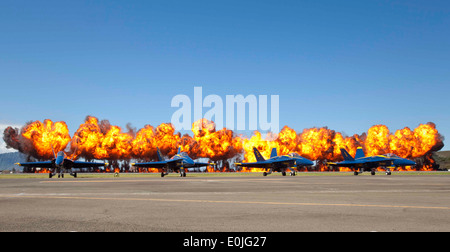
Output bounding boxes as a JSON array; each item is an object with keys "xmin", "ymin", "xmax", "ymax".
[
  {"xmin": 383, "ymin": 153, "xmax": 400, "ymax": 158},
  {"xmin": 288, "ymin": 153, "xmax": 302, "ymax": 158},
  {"xmin": 57, "ymin": 151, "xmax": 65, "ymax": 157}
]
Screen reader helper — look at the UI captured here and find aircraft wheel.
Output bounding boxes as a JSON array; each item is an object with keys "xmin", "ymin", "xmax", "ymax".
[
  {"xmin": 49, "ymin": 173, "xmax": 53, "ymax": 179},
  {"xmin": 183, "ymin": 172, "xmax": 186, "ymax": 177},
  {"xmin": 282, "ymin": 172, "xmax": 286, "ymax": 176},
  {"xmin": 161, "ymin": 172, "xmax": 165, "ymax": 177},
  {"xmin": 371, "ymin": 171, "xmax": 375, "ymax": 175},
  {"xmin": 353, "ymin": 171, "xmax": 359, "ymax": 176},
  {"xmin": 290, "ymin": 172, "xmax": 295, "ymax": 176},
  {"xmin": 386, "ymin": 171, "xmax": 392, "ymax": 175},
  {"xmin": 263, "ymin": 172, "xmax": 267, "ymax": 176}
]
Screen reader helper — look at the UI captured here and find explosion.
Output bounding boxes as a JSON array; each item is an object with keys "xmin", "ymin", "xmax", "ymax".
[
  {"xmin": 3, "ymin": 119, "xmax": 71, "ymax": 160},
  {"xmin": 71, "ymin": 116, "xmax": 134, "ymax": 160},
  {"xmin": 3, "ymin": 116, "xmax": 445, "ymax": 173},
  {"xmin": 189, "ymin": 119, "xmax": 242, "ymax": 171},
  {"xmin": 239, "ymin": 122, "xmax": 444, "ymax": 171}
]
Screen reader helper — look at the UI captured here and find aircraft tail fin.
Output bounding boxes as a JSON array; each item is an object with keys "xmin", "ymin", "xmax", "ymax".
[
  {"xmin": 156, "ymin": 147, "xmax": 165, "ymax": 161},
  {"xmin": 253, "ymin": 147, "xmax": 266, "ymax": 162},
  {"xmin": 270, "ymin": 148, "xmax": 277, "ymax": 158},
  {"xmin": 354, "ymin": 147, "xmax": 365, "ymax": 159},
  {"xmin": 340, "ymin": 148, "xmax": 355, "ymax": 161},
  {"xmin": 177, "ymin": 146, "xmax": 181, "ymax": 154},
  {"xmin": 51, "ymin": 144, "xmax": 56, "ymax": 159}
]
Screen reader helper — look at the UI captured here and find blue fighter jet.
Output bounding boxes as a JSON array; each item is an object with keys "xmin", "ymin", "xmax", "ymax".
[
  {"xmin": 235, "ymin": 147, "xmax": 314, "ymax": 176},
  {"xmin": 131, "ymin": 147, "xmax": 214, "ymax": 177},
  {"xmin": 15, "ymin": 148, "xmax": 108, "ymax": 178},
  {"xmin": 329, "ymin": 147, "xmax": 416, "ymax": 175}
]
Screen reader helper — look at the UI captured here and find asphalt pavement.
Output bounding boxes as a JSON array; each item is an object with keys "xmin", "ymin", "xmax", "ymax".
[{"xmin": 0, "ymin": 174, "xmax": 449, "ymax": 232}]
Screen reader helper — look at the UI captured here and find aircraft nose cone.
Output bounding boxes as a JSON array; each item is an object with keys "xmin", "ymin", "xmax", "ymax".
[
  {"xmin": 296, "ymin": 158, "xmax": 314, "ymax": 166},
  {"xmin": 408, "ymin": 160, "xmax": 416, "ymax": 166},
  {"xmin": 55, "ymin": 157, "xmax": 64, "ymax": 166},
  {"xmin": 400, "ymin": 159, "xmax": 416, "ymax": 166}
]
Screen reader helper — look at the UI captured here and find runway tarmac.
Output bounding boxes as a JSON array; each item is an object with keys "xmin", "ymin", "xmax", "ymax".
[{"xmin": 0, "ymin": 174, "xmax": 449, "ymax": 232}]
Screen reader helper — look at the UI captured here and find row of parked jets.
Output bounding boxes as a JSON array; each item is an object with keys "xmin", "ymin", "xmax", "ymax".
[{"xmin": 15, "ymin": 146, "xmax": 416, "ymax": 178}]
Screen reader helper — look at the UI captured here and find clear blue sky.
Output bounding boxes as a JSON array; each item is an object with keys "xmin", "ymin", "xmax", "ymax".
[{"xmin": 0, "ymin": 0, "xmax": 449, "ymax": 150}]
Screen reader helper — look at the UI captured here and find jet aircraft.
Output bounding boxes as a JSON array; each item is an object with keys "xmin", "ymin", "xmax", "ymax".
[
  {"xmin": 328, "ymin": 147, "xmax": 416, "ymax": 175},
  {"xmin": 131, "ymin": 147, "xmax": 214, "ymax": 177},
  {"xmin": 235, "ymin": 147, "xmax": 314, "ymax": 176},
  {"xmin": 15, "ymin": 148, "xmax": 108, "ymax": 178}
]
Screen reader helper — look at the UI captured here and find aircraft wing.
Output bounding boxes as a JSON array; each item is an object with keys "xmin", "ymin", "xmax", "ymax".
[
  {"xmin": 237, "ymin": 158, "xmax": 298, "ymax": 167},
  {"xmin": 329, "ymin": 159, "xmax": 393, "ymax": 167},
  {"xmin": 362, "ymin": 159, "xmax": 394, "ymax": 166},
  {"xmin": 235, "ymin": 161, "xmax": 273, "ymax": 168},
  {"xmin": 15, "ymin": 161, "xmax": 53, "ymax": 168},
  {"xmin": 190, "ymin": 162, "xmax": 214, "ymax": 168},
  {"xmin": 132, "ymin": 160, "xmax": 169, "ymax": 168},
  {"xmin": 328, "ymin": 160, "xmax": 362, "ymax": 167},
  {"xmin": 72, "ymin": 161, "xmax": 108, "ymax": 168}
]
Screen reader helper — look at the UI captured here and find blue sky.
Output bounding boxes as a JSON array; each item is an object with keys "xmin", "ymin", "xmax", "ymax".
[{"xmin": 0, "ymin": 0, "xmax": 449, "ymax": 150}]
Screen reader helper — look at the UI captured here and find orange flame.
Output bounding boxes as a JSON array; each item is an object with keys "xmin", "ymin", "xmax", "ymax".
[
  {"xmin": 71, "ymin": 116, "xmax": 134, "ymax": 160},
  {"xmin": 9, "ymin": 116, "xmax": 444, "ymax": 173},
  {"xmin": 21, "ymin": 119, "xmax": 71, "ymax": 160}
]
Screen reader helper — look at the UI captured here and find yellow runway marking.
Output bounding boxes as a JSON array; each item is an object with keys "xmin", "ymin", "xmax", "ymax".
[{"xmin": 1, "ymin": 194, "xmax": 449, "ymax": 210}]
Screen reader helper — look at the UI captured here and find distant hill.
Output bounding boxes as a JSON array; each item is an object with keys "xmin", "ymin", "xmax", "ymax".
[
  {"xmin": 434, "ymin": 151, "xmax": 450, "ymax": 170},
  {"xmin": 0, "ymin": 152, "xmax": 27, "ymax": 171},
  {"xmin": 435, "ymin": 150, "xmax": 450, "ymax": 158}
]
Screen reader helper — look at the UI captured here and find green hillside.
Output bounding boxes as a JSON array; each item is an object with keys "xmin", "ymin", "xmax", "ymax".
[
  {"xmin": 434, "ymin": 151, "xmax": 450, "ymax": 170},
  {"xmin": 0, "ymin": 152, "xmax": 27, "ymax": 171}
]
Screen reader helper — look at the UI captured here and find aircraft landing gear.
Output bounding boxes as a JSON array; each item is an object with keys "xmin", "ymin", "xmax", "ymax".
[
  {"xmin": 383, "ymin": 167, "xmax": 392, "ymax": 175},
  {"xmin": 290, "ymin": 172, "xmax": 296, "ymax": 176},
  {"xmin": 353, "ymin": 171, "xmax": 359, "ymax": 176},
  {"xmin": 263, "ymin": 169, "xmax": 273, "ymax": 176},
  {"xmin": 371, "ymin": 170, "xmax": 376, "ymax": 175},
  {"xmin": 161, "ymin": 168, "xmax": 170, "ymax": 177},
  {"xmin": 282, "ymin": 172, "xmax": 286, "ymax": 176}
]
